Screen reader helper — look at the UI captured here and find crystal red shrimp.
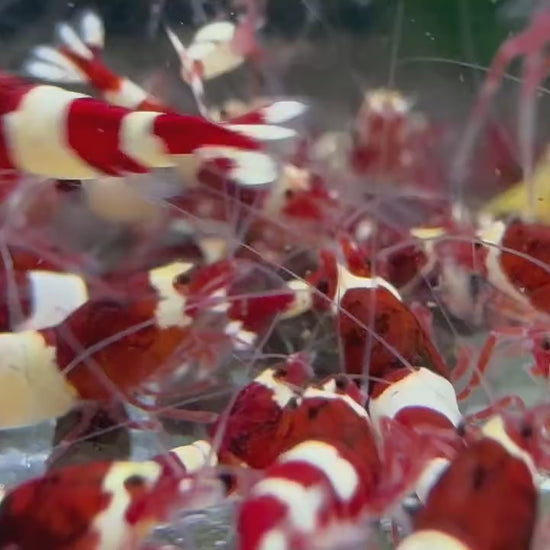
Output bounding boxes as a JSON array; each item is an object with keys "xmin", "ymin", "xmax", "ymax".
[
  {"xmin": 0, "ymin": 260, "xmax": 194, "ymax": 428},
  {"xmin": 326, "ymin": 269, "xmax": 413, "ymax": 379},
  {"xmin": 303, "ymin": 237, "xmax": 449, "ymax": 381},
  {"xmin": 24, "ymin": 10, "xmax": 307, "ymax": 132},
  {"xmin": 397, "ymin": 415, "xmax": 539, "ymax": 550},
  {"xmin": 212, "ymin": 365, "xmax": 379, "ymax": 473},
  {"xmin": 369, "ymin": 367, "xmax": 464, "ymax": 503},
  {"xmin": 24, "ymin": 10, "xmax": 170, "ymax": 113},
  {"xmin": 278, "ymin": 376, "xmax": 381, "ymax": 473},
  {"xmin": 370, "ymin": 220, "xmax": 490, "ymax": 327},
  {"xmin": 0, "ymin": 450, "xmax": 225, "ymax": 550},
  {"xmin": 165, "ymin": 22, "xmax": 241, "ymax": 118},
  {"xmin": 350, "ymin": 88, "xmax": 443, "ymax": 189},
  {"xmin": 305, "ymin": 235, "xmax": 402, "ymax": 312},
  {"xmin": 165, "ymin": 11, "xmax": 262, "ymax": 118},
  {"xmin": 477, "ymin": 217, "xmax": 550, "ymax": 315},
  {"xmin": 0, "ymin": 257, "xmax": 197, "ymax": 333},
  {"xmin": 210, "ymin": 356, "xmax": 313, "ymax": 469},
  {"xmin": 0, "ymin": 259, "xmax": 294, "ymax": 429},
  {"xmin": 0, "ymin": 73, "xmax": 276, "ymax": 186},
  {"xmin": 0, "ymin": 225, "xmax": 217, "ymax": 333},
  {"xmin": 237, "ymin": 439, "xmax": 377, "ymax": 550}
]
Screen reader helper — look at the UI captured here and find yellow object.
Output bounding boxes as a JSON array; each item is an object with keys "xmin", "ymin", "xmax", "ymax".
[{"xmin": 481, "ymin": 147, "xmax": 550, "ymax": 222}]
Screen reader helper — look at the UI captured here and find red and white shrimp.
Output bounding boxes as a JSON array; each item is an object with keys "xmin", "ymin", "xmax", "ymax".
[
  {"xmin": 279, "ymin": 376, "xmax": 381, "ymax": 471},
  {"xmin": 303, "ymin": 237, "xmax": 449, "ymax": 380},
  {"xmin": 210, "ymin": 355, "xmax": 313, "ymax": 469},
  {"xmin": 0, "ymin": 239, "xmax": 206, "ymax": 333},
  {"xmin": 358, "ymin": 217, "xmax": 492, "ymax": 328},
  {"xmin": 397, "ymin": 414, "xmax": 540, "ymax": 550},
  {"xmin": 477, "ymin": 217, "xmax": 550, "ymax": 316},
  {"xmin": 0, "ymin": 258, "xmax": 294, "ymax": 429},
  {"xmin": 23, "ymin": 10, "xmax": 306, "ymax": 131},
  {"xmin": 238, "ymin": 438, "xmax": 376, "ymax": 550},
  {"xmin": 165, "ymin": 7, "xmax": 264, "ymax": 118},
  {"xmin": 0, "ymin": 451, "xmax": 225, "ymax": 549},
  {"xmin": 24, "ymin": 10, "xmax": 169, "ymax": 113},
  {"xmin": 351, "ymin": 88, "xmax": 442, "ymax": 189},
  {"xmin": 369, "ymin": 367, "xmax": 463, "ymax": 503},
  {"xmin": 0, "ymin": 73, "xmax": 277, "ymax": 186},
  {"xmin": 212, "ymin": 363, "xmax": 378, "ymax": 474}
]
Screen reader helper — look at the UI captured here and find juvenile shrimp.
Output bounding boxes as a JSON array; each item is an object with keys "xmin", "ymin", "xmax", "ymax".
[
  {"xmin": 165, "ymin": 7, "xmax": 263, "ymax": 118},
  {"xmin": 350, "ymin": 88, "xmax": 444, "ymax": 190}
]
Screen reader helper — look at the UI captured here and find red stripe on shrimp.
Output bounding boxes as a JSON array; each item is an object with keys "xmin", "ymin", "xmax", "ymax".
[
  {"xmin": 66, "ymin": 98, "xmax": 149, "ymax": 175},
  {"xmin": 152, "ymin": 113, "xmax": 261, "ymax": 154}
]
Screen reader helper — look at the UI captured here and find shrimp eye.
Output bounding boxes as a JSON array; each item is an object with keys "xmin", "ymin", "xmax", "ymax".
[
  {"xmin": 175, "ymin": 272, "xmax": 192, "ymax": 286},
  {"xmin": 287, "ymin": 397, "xmax": 299, "ymax": 410},
  {"xmin": 456, "ymin": 421, "xmax": 467, "ymax": 438},
  {"xmin": 541, "ymin": 337, "xmax": 550, "ymax": 351},
  {"xmin": 316, "ymin": 280, "xmax": 329, "ymax": 294},
  {"xmin": 520, "ymin": 423, "xmax": 534, "ymax": 439},
  {"xmin": 274, "ymin": 367, "xmax": 288, "ymax": 379},
  {"xmin": 218, "ymin": 472, "xmax": 235, "ymax": 493},
  {"xmin": 334, "ymin": 376, "xmax": 347, "ymax": 390},
  {"xmin": 125, "ymin": 475, "xmax": 146, "ymax": 489},
  {"xmin": 285, "ymin": 189, "xmax": 295, "ymax": 199}
]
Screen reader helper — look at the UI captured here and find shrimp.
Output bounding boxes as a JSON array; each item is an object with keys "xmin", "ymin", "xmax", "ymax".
[
  {"xmin": 397, "ymin": 414, "xmax": 539, "ymax": 550},
  {"xmin": 0, "ymin": 73, "xmax": 277, "ymax": 186},
  {"xmin": 210, "ymin": 356, "xmax": 313, "ymax": 469},
  {"xmin": 0, "ymin": 447, "xmax": 225, "ymax": 549},
  {"xmin": 24, "ymin": 10, "xmax": 170, "ymax": 113},
  {"xmin": 478, "ymin": 217, "xmax": 550, "ymax": 315},
  {"xmin": 351, "ymin": 88, "xmax": 442, "ymax": 189},
  {"xmin": 0, "ymin": 258, "xmax": 294, "ymax": 429},
  {"xmin": 369, "ymin": 367, "xmax": 463, "ymax": 503},
  {"xmin": 304, "ymin": 237, "xmax": 449, "ymax": 381},
  {"xmin": 23, "ymin": 10, "xmax": 307, "ymax": 130},
  {"xmin": 238, "ymin": 439, "xmax": 376, "ymax": 550}
]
